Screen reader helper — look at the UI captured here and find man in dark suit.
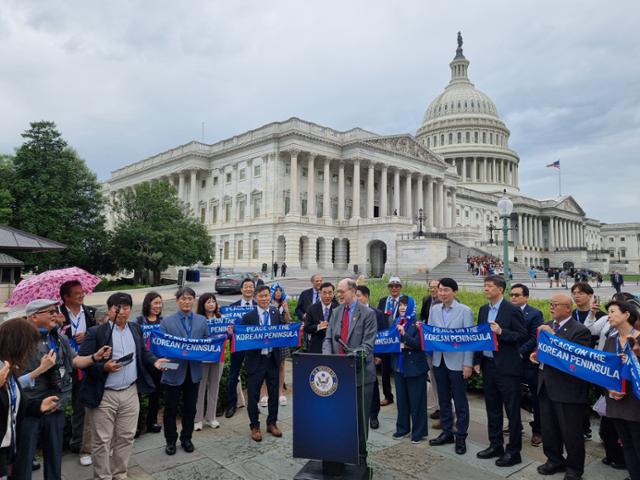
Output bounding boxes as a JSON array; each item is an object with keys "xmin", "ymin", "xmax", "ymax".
[
  {"xmin": 59, "ymin": 279, "xmax": 97, "ymax": 462},
  {"xmin": 473, "ymin": 275, "xmax": 527, "ymax": 467},
  {"xmin": 533, "ymin": 294, "xmax": 591, "ymax": 480},
  {"xmin": 509, "ymin": 283, "xmax": 544, "ymax": 447},
  {"xmin": 611, "ymin": 271, "xmax": 624, "ymax": 294},
  {"xmin": 159, "ymin": 287, "xmax": 210, "ymax": 455},
  {"xmin": 323, "ymin": 278, "xmax": 377, "ymax": 466},
  {"xmin": 419, "ymin": 279, "xmax": 441, "ymax": 323},
  {"xmin": 79, "ymin": 292, "xmax": 168, "ymax": 479},
  {"xmin": 225, "ymin": 278, "xmax": 256, "ymax": 418},
  {"xmin": 304, "ymin": 281, "xmax": 337, "ymax": 353},
  {"xmin": 228, "ymin": 285, "xmax": 283, "ymax": 442},
  {"xmin": 295, "ymin": 274, "xmax": 323, "ymax": 322},
  {"xmin": 355, "ymin": 285, "xmax": 387, "ymax": 429}
]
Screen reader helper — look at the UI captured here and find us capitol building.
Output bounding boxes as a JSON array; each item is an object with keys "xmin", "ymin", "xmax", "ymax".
[{"xmin": 104, "ymin": 35, "xmax": 639, "ymax": 277}]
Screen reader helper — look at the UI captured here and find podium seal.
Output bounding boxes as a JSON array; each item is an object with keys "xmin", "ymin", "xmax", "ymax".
[{"xmin": 309, "ymin": 366, "xmax": 338, "ymax": 397}]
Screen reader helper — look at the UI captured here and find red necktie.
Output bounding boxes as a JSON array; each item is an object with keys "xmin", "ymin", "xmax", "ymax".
[{"xmin": 340, "ymin": 305, "xmax": 350, "ymax": 355}]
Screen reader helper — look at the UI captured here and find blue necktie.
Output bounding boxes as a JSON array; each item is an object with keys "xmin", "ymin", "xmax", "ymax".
[{"xmin": 262, "ymin": 311, "xmax": 271, "ymax": 354}]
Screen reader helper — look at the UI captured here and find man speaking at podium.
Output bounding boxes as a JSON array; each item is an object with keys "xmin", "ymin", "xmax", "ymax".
[{"xmin": 322, "ymin": 278, "xmax": 377, "ymax": 466}]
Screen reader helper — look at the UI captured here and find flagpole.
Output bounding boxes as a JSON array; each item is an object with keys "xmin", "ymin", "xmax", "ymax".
[{"xmin": 558, "ymin": 166, "xmax": 562, "ymax": 197}]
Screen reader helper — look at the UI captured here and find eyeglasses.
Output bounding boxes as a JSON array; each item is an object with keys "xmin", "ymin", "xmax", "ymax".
[
  {"xmin": 38, "ymin": 308, "xmax": 59, "ymax": 315},
  {"xmin": 549, "ymin": 302, "xmax": 571, "ymax": 308}
]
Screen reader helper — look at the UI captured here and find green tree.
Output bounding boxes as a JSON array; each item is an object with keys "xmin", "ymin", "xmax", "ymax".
[
  {"xmin": 110, "ymin": 181, "xmax": 213, "ymax": 285},
  {"xmin": 0, "ymin": 155, "xmax": 13, "ymax": 223},
  {"xmin": 9, "ymin": 121, "xmax": 109, "ymax": 272}
]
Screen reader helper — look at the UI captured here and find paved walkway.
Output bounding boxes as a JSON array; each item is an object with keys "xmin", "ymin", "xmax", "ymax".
[{"xmin": 38, "ymin": 367, "xmax": 628, "ymax": 480}]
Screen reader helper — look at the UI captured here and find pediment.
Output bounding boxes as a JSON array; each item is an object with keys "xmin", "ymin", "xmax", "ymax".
[
  {"xmin": 555, "ymin": 196, "xmax": 585, "ymax": 216},
  {"xmin": 361, "ymin": 135, "xmax": 442, "ymax": 164}
]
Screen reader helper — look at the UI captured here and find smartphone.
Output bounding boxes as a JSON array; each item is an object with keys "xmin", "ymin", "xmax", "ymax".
[
  {"xmin": 115, "ymin": 352, "xmax": 134, "ymax": 366},
  {"xmin": 163, "ymin": 362, "xmax": 180, "ymax": 370}
]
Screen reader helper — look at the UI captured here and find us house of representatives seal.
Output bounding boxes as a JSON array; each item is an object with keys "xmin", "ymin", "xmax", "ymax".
[{"xmin": 309, "ymin": 366, "xmax": 338, "ymax": 397}]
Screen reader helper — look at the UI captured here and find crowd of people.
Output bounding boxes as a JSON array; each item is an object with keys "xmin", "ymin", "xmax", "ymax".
[
  {"xmin": 466, "ymin": 255, "xmax": 504, "ymax": 276},
  {"xmin": 1, "ymin": 274, "xmax": 639, "ymax": 480}
]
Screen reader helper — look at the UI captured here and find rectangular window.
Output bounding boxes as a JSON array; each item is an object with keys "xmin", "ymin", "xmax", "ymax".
[
  {"xmin": 238, "ymin": 201, "xmax": 245, "ymax": 221},
  {"xmin": 346, "ymin": 177, "xmax": 352, "ymax": 186},
  {"xmin": 448, "ymin": 133, "xmax": 453, "ymax": 144},
  {"xmin": 317, "ymin": 201, "xmax": 323, "ymax": 217},
  {"xmin": 201, "ymin": 179, "xmax": 206, "ymax": 189},
  {"xmin": 609, "ymin": 248, "xmax": 615, "ymax": 258},
  {"xmin": 301, "ymin": 199, "xmax": 307, "ymax": 216},
  {"xmin": 224, "ymin": 203, "xmax": 231, "ymax": 222},
  {"xmin": 252, "ymin": 239, "xmax": 259, "ymax": 259},
  {"xmin": 253, "ymin": 198, "xmax": 261, "ymax": 217},
  {"xmin": 253, "ymin": 164, "xmax": 261, "ymax": 177},
  {"xmin": 213, "ymin": 176, "xmax": 219, "ymax": 186},
  {"xmin": 200, "ymin": 208, "xmax": 205, "ymax": 223},
  {"xmin": 225, "ymin": 172, "xmax": 232, "ymax": 183},
  {"xmin": 302, "ymin": 168, "xmax": 308, "ymax": 177},
  {"xmin": 620, "ymin": 237, "xmax": 625, "ymax": 242},
  {"xmin": 284, "ymin": 196, "xmax": 290, "ymax": 215},
  {"xmin": 318, "ymin": 170, "xmax": 324, "ymax": 180},
  {"xmin": 239, "ymin": 168, "xmax": 246, "ymax": 181},
  {"xmin": 237, "ymin": 240, "xmax": 243, "ymax": 259},
  {"xmin": 474, "ymin": 132, "xmax": 479, "ymax": 143},
  {"xmin": 211, "ymin": 205, "xmax": 218, "ymax": 224},
  {"xmin": 285, "ymin": 165, "xmax": 290, "ymax": 175},
  {"xmin": 224, "ymin": 241, "xmax": 230, "ymax": 259},
  {"xmin": 466, "ymin": 132, "xmax": 470, "ymax": 143},
  {"xmin": 332, "ymin": 174, "xmax": 338, "ymax": 183},
  {"xmin": 621, "ymin": 248, "xmax": 626, "ymax": 258}
]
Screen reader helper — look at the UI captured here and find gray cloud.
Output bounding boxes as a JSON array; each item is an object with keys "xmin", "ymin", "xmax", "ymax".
[{"xmin": 0, "ymin": 0, "xmax": 639, "ymax": 222}]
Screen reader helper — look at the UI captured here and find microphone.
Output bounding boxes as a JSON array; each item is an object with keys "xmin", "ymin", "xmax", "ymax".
[{"xmin": 334, "ymin": 334, "xmax": 352, "ymax": 354}]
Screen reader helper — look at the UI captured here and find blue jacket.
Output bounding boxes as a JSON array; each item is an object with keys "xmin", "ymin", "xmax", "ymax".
[
  {"xmin": 159, "ymin": 312, "xmax": 210, "ymax": 386},
  {"xmin": 391, "ymin": 317, "xmax": 428, "ymax": 378},
  {"xmin": 238, "ymin": 306, "xmax": 283, "ymax": 375}
]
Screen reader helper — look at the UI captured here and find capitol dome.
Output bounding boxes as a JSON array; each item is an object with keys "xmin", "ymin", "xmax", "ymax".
[{"xmin": 416, "ymin": 33, "xmax": 520, "ymax": 194}]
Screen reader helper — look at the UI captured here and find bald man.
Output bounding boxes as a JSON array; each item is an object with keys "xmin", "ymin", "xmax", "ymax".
[{"xmin": 534, "ymin": 294, "xmax": 591, "ymax": 480}]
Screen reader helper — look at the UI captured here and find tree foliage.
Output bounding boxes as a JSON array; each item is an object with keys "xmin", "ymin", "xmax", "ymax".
[
  {"xmin": 9, "ymin": 121, "xmax": 109, "ymax": 272},
  {"xmin": 110, "ymin": 181, "xmax": 213, "ymax": 284},
  {"xmin": 0, "ymin": 155, "xmax": 13, "ymax": 224}
]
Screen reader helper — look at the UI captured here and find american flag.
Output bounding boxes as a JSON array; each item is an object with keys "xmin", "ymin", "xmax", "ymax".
[{"xmin": 546, "ymin": 160, "xmax": 560, "ymax": 169}]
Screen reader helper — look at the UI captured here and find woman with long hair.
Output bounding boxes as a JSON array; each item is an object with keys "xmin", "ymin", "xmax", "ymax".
[
  {"xmin": 604, "ymin": 300, "xmax": 640, "ymax": 480},
  {"xmin": 136, "ymin": 291, "xmax": 164, "ymax": 434},
  {"xmin": 0, "ymin": 318, "xmax": 59, "ymax": 478},
  {"xmin": 259, "ymin": 283, "xmax": 291, "ymax": 408},
  {"xmin": 194, "ymin": 293, "xmax": 224, "ymax": 430}
]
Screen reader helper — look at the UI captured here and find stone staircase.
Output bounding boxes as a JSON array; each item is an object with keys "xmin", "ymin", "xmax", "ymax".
[{"xmin": 409, "ymin": 239, "xmax": 532, "ymax": 285}]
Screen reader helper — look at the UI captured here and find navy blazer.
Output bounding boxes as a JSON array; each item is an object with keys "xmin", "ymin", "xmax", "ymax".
[
  {"xmin": 372, "ymin": 307, "xmax": 387, "ymax": 332},
  {"xmin": 519, "ymin": 304, "xmax": 544, "ymax": 360},
  {"xmin": 159, "ymin": 312, "xmax": 210, "ymax": 386},
  {"xmin": 473, "ymin": 300, "xmax": 528, "ymax": 377},
  {"xmin": 295, "ymin": 288, "xmax": 316, "ymax": 321},
  {"xmin": 391, "ymin": 318, "xmax": 428, "ymax": 378},
  {"xmin": 78, "ymin": 322, "xmax": 158, "ymax": 408},
  {"xmin": 304, "ymin": 300, "xmax": 339, "ymax": 354},
  {"xmin": 238, "ymin": 306, "xmax": 283, "ymax": 374}
]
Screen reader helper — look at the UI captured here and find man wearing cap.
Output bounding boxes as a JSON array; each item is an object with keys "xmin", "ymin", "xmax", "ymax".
[
  {"xmin": 428, "ymin": 278, "xmax": 474, "ymax": 455},
  {"xmin": 14, "ymin": 299, "xmax": 110, "ymax": 480},
  {"xmin": 376, "ymin": 276, "xmax": 406, "ymax": 406},
  {"xmin": 78, "ymin": 292, "xmax": 169, "ymax": 480}
]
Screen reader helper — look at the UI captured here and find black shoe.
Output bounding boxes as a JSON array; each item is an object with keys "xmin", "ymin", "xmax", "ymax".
[
  {"xmin": 429, "ymin": 432, "xmax": 455, "ymax": 446},
  {"xmin": 32, "ymin": 460, "xmax": 41, "ymax": 471},
  {"xmin": 165, "ymin": 443, "xmax": 177, "ymax": 455},
  {"xmin": 564, "ymin": 474, "xmax": 582, "ymax": 480},
  {"xmin": 147, "ymin": 423, "xmax": 162, "ymax": 433},
  {"xmin": 495, "ymin": 452, "xmax": 522, "ymax": 467},
  {"xmin": 181, "ymin": 440, "xmax": 195, "ymax": 453},
  {"xmin": 476, "ymin": 445, "xmax": 504, "ymax": 459},
  {"xmin": 69, "ymin": 446, "xmax": 81, "ymax": 454},
  {"xmin": 370, "ymin": 418, "xmax": 379, "ymax": 429},
  {"xmin": 429, "ymin": 409, "xmax": 440, "ymax": 420},
  {"xmin": 455, "ymin": 437, "xmax": 466, "ymax": 455},
  {"xmin": 537, "ymin": 462, "xmax": 566, "ymax": 475},
  {"xmin": 225, "ymin": 406, "xmax": 237, "ymax": 418}
]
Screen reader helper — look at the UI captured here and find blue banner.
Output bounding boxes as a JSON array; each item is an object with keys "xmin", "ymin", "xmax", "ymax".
[
  {"xmin": 374, "ymin": 327, "xmax": 401, "ymax": 354},
  {"xmin": 231, "ymin": 323, "xmax": 302, "ymax": 352},
  {"xmin": 623, "ymin": 343, "xmax": 640, "ymax": 400},
  {"xmin": 220, "ymin": 306, "xmax": 255, "ymax": 323},
  {"xmin": 420, "ymin": 323, "xmax": 497, "ymax": 352},
  {"xmin": 150, "ymin": 330, "xmax": 226, "ymax": 362},
  {"xmin": 141, "ymin": 324, "xmax": 160, "ymax": 341},
  {"xmin": 536, "ymin": 330, "xmax": 624, "ymax": 392},
  {"xmin": 207, "ymin": 317, "xmax": 233, "ymax": 336}
]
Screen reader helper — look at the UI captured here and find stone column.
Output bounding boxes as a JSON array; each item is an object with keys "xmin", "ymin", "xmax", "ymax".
[
  {"xmin": 261, "ymin": 156, "xmax": 269, "ymax": 217},
  {"xmin": 528, "ymin": 215, "xmax": 534, "ymax": 247},
  {"xmin": 380, "ymin": 165, "xmax": 388, "ymax": 217},
  {"xmin": 323, "ymin": 158, "xmax": 331, "ymax": 219},
  {"xmin": 438, "ymin": 181, "xmax": 445, "ymax": 228},
  {"xmin": 337, "ymin": 161, "xmax": 345, "ymax": 220},
  {"xmin": 517, "ymin": 213, "xmax": 523, "ymax": 245},
  {"xmin": 352, "ymin": 159, "xmax": 361, "ymax": 219},
  {"xmin": 416, "ymin": 175, "xmax": 424, "ymax": 221},
  {"xmin": 367, "ymin": 163, "xmax": 375, "ymax": 219},
  {"xmin": 522, "ymin": 214, "xmax": 528, "ymax": 248},
  {"xmin": 334, "ymin": 239, "xmax": 348, "ymax": 270},
  {"xmin": 549, "ymin": 218, "xmax": 555, "ymax": 250},
  {"xmin": 450, "ymin": 188, "xmax": 456, "ymax": 227},
  {"xmin": 538, "ymin": 217, "xmax": 543, "ymax": 249},
  {"xmin": 289, "ymin": 150, "xmax": 299, "ymax": 215},
  {"xmin": 178, "ymin": 172, "xmax": 185, "ymax": 201},
  {"xmin": 426, "ymin": 176, "xmax": 434, "ymax": 228},
  {"xmin": 190, "ymin": 170, "xmax": 198, "ymax": 215},
  {"xmin": 405, "ymin": 172, "xmax": 412, "ymax": 217},
  {"xmin": 393, "ymin": 168, "xmax": 400, "ymax": 216},
  {"xmin": 503, "ymin": 162, "xmax": 508, "ymax": 185},
  {"xmin": 461, "ymin": 158, "xmax": 467, "ymax": 181},
  {"xmin": 307, "ymin": 154, "xmax": 316, "ymax": 218},
  {"xmin": 472, "ymin": 158, "xmax": 478, "ymax": 182},
  {"xmin": 484, "ymin": 158, "xmax": 489, "ymax": 183}
]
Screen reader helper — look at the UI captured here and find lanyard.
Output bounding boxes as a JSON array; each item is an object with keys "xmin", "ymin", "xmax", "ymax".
[
  {"xmin": 7, "ymin": 376, "xmax": 17, "ymax": 453},
  {"xmin": 181, "ymin": 314, "xmax": 193, "ymax": 337},
  {"xmin": 68, "ymin": 307, "xmax": 84, "ymax": 332},
  {"xmin": 48, "ymin": 334, "xmax": 59, "ymax": 354}
]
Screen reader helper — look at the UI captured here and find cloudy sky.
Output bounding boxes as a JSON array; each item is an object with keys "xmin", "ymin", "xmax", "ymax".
[{"xmin": 1, "ymin": 0, "xmax": 638, "ymax": 222}]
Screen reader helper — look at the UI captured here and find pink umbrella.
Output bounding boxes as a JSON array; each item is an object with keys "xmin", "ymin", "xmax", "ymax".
[{"xmin": 5, "ymin": 267, "xmax": 101, "ymax": 307}]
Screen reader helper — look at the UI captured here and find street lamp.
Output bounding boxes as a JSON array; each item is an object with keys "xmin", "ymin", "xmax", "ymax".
[
  {"xmin": 271, "ymin": 249, "xmax": 275, "ymax": 279},
  {"xmin": 416, "ymin": 208, "xmax": 426, "ymax": 237},
  {"xmin": 497, "ymin": 189, "xmax": 514, "ymax": 290},
  {"xmin": 218, "ymin": 247, "xmax": 223, "ymax": 275}
]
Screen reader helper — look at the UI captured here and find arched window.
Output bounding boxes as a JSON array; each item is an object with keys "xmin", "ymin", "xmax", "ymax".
[
  {"xmin": 457, "ymin": 132, "xmax": 462, "ymax": 143},
  {"xmin": 448, "ymin": 133, "xmax": 453, "ymax": 145},
  {"xmin": 440, "ymin": 134, "xmax": 445, "ymax": 145},
  {"xmin": 465, "ymin": 131, "xmax": 470, "ymax": 143},
  {"xmin": 482, "ymin": 132, "xmax": 486, "ymax": 143},
  {"xmin": 490, "ymin": 132, "xmax": 494, "ymax": 144},
  {"xmin": 434, "ymin": 136, "xmax": 438, "ymax": 147},
  {"xmin": 474, "ymin": 131, "xmax": 479, "ymax": 143},
  {"xmin": 427, "ymin": 137, "xmax": 430, "ymax": 148}
]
